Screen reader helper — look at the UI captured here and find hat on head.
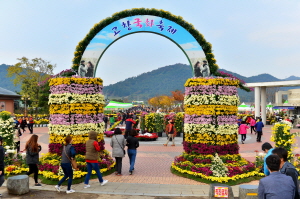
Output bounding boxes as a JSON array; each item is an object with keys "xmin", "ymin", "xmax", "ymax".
[
  {"xmin": 203, "ymin": 60, "xmax": 207, "ymax": 63},
  {"xmin": 81, "ymin": 60, "xmax": 85, "ymax": 63}
]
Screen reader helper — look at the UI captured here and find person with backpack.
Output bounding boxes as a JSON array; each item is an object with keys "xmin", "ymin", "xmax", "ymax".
[
  {"xmin": 272, "ymin": 147, "xmax": 299, "ymax": 199},
  {"xmin": 84, "ymin": 131, "xmax": 108, "ymax": 188},
  {"xmin": 164, "ymin": 120, "xmax": 177, "ymax": 146}
]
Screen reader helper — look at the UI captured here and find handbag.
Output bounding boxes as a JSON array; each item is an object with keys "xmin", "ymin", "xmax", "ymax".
[
  {"xmin": 115, "ymin": 135, "xmax": 125, "ymax": 155},
  {"xmin": 64, "ymin": 146, "xmax": 78, "ymax": 170}
]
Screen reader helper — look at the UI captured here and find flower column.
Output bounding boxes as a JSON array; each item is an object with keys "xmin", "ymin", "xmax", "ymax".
[
  {"xmin": 48, "ymin": 77, "xmax": 105, "ymax": 154},
  {"xmin": 172, "ymin": 77, "xmax": 260, "ymax": 183}
]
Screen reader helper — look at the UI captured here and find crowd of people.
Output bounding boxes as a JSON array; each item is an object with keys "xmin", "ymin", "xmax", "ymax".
[
  {"xmin": 0, "ymin": 110, "xmax": 298, "ymax": 196},
  {"xmin": 237, "ymin": 116, "xmax": 265, "ymax": 144},
  {"xmin": 259, "ymin": 142, "xmax": 299, "ymax": 199}
]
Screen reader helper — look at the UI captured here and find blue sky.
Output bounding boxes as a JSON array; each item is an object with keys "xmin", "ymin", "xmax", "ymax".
[{"xmin": 1, "ymin": 1, "xmax": 300, "ymax": 85}]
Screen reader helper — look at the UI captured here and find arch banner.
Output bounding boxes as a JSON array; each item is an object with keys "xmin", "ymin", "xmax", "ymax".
[{"xmin": 78, "ymin": 15, "xmax": 207, "ymax": 78}]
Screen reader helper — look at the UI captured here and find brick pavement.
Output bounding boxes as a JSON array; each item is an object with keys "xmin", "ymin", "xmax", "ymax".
[{"xmin": 19, "ymin": 125, "xmax": 300, "ymax": 186}]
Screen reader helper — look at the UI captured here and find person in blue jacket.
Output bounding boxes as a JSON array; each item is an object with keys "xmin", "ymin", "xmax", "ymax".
[
  {"xmin": 255, "ymin": 118, "xmax": 264, "ymax": 142},
  {"xmin": 262, "ymin": 142, "xmax": 274, "ymax": 176}
]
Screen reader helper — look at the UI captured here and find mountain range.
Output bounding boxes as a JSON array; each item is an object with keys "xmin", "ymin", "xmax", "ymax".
[
  {"xmin": 102, "ymin": 63, "xmax": 300, "ymax": 102},
  {"xmin": 1, "ymin": 63, "xmax": 299, "ymax": 102}
]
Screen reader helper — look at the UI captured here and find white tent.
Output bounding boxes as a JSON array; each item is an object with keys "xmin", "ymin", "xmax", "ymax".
[
  {"xmin": 238, "ymin": 102, "xmax": 251, "ymax": 112},
  {"xmin": 104, "ymin": 101, "xmax": 133, "ymax": 109}
]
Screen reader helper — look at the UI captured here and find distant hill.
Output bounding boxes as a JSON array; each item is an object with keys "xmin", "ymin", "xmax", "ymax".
[
  {"xmin": 103, "ymin": 64, "xmax": 300, "ymax": 102},
  {"xmin": 0, "ymin": 64, "xmax": 21, "ymax": 92},
  {"xmin": 1, "ymin": 62, "xmax": 300, "ymax": 102},
  {"xmin": 103, "ymin": 63, "xmax": 192, "ymax": 101}
]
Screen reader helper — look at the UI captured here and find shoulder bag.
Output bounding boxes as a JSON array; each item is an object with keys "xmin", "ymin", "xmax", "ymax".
[
  {"xmin": 115, "ymin": 135, "xmax": 125, "ymax": 155},
  {"xmin": 64, "ymin": 146, "xmax": 78, "ymax": 170}
]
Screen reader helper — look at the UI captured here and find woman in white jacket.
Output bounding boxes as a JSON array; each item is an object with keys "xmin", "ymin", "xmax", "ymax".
[{"xmin": 110, "ymin": 128, "xmax": 126, "ymax": 176}]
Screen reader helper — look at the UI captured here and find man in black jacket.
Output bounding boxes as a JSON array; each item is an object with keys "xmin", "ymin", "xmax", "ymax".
[{"xmin": 273, "ymin": 147, "xmax": 299, "ymax": 199}]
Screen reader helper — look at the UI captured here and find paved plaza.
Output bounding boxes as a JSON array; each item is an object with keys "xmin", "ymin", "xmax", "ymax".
[{"xmin": 2, "ymin": 125, "xmax": 297, "ymax": 197}]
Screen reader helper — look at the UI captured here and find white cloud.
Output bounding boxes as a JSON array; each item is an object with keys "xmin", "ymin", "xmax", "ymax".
[
  {"xmin": 106, "ymin": 33, "xmax": 119, "ymax": 40},
  {"xmin": 95, "ymin": 32, "xmax": 120, "ymax": 40},
  {"xmin": 95, "ymin": 35, "xmax": 107, "ymax": 39},
  {"xmin": 88, "ymin": 43, "xmax": 106, "ymax": 48},
  {"xmin": 180, "ymin": 42, "xmax": 199, "ymax": 50},
  {"xmin": 248, "ymin": 24, "xmax": 300, "ymax": 48}
]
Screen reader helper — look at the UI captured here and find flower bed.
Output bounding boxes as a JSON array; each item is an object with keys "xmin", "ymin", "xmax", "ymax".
[
  {"xmin": 136, "ymin": 133, "xmax": 158, "ymax": 141},
  {"xmin": 172, "ymin": 77, "xmax": 262, "ymax": 184},
  {"xmin": 38, "ymin": 76, "xmax": 115, "ymax": 183}
]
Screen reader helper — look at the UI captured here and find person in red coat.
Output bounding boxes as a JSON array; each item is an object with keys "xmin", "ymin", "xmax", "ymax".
[{"xmin": 164, "ymin": 120, "xmax": 177, "ymax": 146}]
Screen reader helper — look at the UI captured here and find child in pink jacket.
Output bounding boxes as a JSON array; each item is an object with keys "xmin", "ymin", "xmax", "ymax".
[
  {"xmin": 239, "ymin": 121, "xmax": 249, "ymax": 144},
  {"xmin": 249, "ymin": 116, "xmax": 256, "ymax": 134}
]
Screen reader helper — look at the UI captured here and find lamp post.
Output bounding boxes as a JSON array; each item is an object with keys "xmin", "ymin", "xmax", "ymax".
[{"xmin": 21, "ymin": 95, "xmax": 30, "ymax": 116}]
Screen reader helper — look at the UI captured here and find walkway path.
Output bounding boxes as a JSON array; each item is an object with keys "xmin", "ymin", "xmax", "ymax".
[{"xmin": 16, "ymin": 125, "xmax": 300, "ymax": 197}]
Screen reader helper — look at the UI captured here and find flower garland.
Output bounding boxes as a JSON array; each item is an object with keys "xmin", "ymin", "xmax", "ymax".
[
  {"xmin": 184, "ymin": 77, "xmax": 240, "ymax": 87},
  {"xmin": 49, "ymin": 122, "xmax": 105, "ymax": 135},
  {"xmin": 184, "ymin": 123, "xmax": 238, "ymax": 135},
  {"xmin": 185, "ymin": 85, "xmax": 238, "ymax": 96},
  {"xmin": 49, "ymin": 134, "xmax": 104, "ymax": 144},
  {"xmin": 49, "ymin": 77, "xmax": 103, "ymax": 86},
  {"xmin": 184, "ymin": 94, "xmax": 239, "ymax": 106},
  {"xmin": 184, "ymin": 105, "xmax": 237, "ymax": 115},
  {"xmin": 184, "ymin": 115, "xmax": 237, "ymax": 125},
  {"xmin": 50, "ymin": 113, "xmax": 104, "ymax": 125},
  {"xmin": 49, "ymin": 93, "xmax": 105, "ymax": 105},
  {"xmin": 50, "ymin": 103, "xmax": 104, "ymax": 115},
  {"xmin": 50, "ymin": 84, "xmax": 103, "ymax": 94},
  {"xmin": 184, "ymin": 133, "xmax": 237, "ymax": 145}
]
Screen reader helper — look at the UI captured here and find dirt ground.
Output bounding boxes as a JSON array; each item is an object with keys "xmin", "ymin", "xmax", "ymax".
[{"xmin": 0, "ymin": 189, "xmax": 214, "ymax": 199}]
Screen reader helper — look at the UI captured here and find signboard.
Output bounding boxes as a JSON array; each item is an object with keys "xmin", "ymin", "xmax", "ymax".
[
  {"xmin": 80, "ymin": 15, "xmax": 207, "ymax": 78},
  {"xmin": 214, "ymin": 186, "xmax": 229, "ymax": 198}
]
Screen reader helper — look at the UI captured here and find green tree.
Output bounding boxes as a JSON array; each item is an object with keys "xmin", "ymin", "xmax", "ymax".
[{"xmin": 7, "ymin": 57, "xmax": 56, "ymax": 115}]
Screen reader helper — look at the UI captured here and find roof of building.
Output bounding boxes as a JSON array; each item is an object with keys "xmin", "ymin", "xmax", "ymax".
[
  {"xmin": 0, "ymin": 87, "xmax": 20, "ymax": 96},
  {"xmin": 246, "ymin": 80, "xmax": 300, "ymax": 87}
]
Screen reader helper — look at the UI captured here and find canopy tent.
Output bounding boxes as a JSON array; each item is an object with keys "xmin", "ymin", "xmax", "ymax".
[
  {"xmin": 104, "ymin": 101, "xmax": 133, "ymax": 109},
  {"xmin": 238, "ymin": 102, "xmax": 251, "ymax": 111}
]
